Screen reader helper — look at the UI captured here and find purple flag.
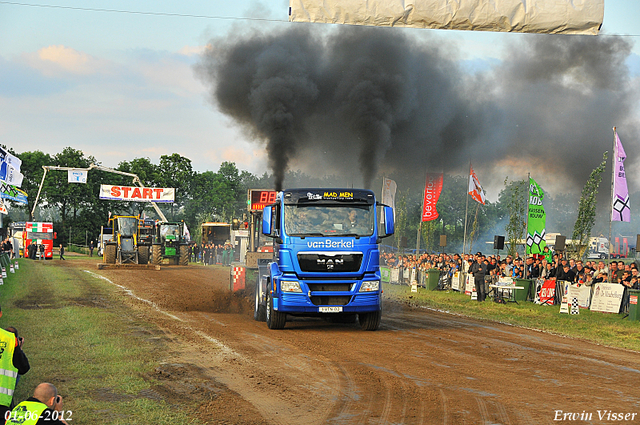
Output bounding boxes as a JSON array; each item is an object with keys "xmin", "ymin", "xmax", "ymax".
[{"xmin": 612, "ymin": 131, "xmax": 630, "ymax": 222}]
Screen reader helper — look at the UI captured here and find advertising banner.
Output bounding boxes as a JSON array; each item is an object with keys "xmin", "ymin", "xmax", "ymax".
[
  {"xmin": 536, "ymin": 279, "xmax": 556, "ymax": 305},
  {"xmin": 390, "ymin": 268, "xmax": 400, "ymax": 284},
  {"xmin": 422, "ymin": 172, "xmax": 443, "ymax": 222},
  {"xmin": 612, "ymin": 130, "xmax": 630, "ymax": 222},
  {"xmin": 465, "ymin": 274, "xmax": 474, "ymax": 296},
  {"xmin": 381, "ymin": 267, "xmax": 390, "ymax": 282},
  {"xmin": 0, "ymin": 161, "xmax": 23, "ymax": 187},
  {"xmin": 527, "ymin": 177, "xmax": 547, "ymax": 254},
  {"xmin": 590, "ymin": 283, "xmax": 624, "ymax": 313},
  {"xmin": 0, "ymin": 147, "xmax": 21, "ymax": 170},
  {"xmin": 451, "ymin": 272, "xmax": 460, "ymax": 291},
  {"xmin": 0, "ymin": 182, "xmax": 28, "ymax": 204},
  {"xmin": 68, "ymin": 169, "xmax": 88, "ymax": 183},
  {"xmin": 99, "ymin": 185, "xmax": 175, "ymax": 203},
  {"xmin": 564, "ymin": 282, "xmax": 592, "ymax": 309}
]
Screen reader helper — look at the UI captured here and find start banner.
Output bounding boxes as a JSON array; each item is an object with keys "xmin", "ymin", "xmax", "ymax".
[{"xmin": 100, "ymin": 185, "xmax": 175, "ymax": 203}]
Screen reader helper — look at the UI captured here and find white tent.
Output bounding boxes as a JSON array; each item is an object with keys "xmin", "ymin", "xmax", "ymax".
[{"xmin": 289, "ymin": 0, "xmax": 604, "ymax": 35}]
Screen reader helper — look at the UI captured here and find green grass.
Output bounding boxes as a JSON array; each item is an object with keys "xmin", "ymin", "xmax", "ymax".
[
  {"xmin": 1, "ymin": 259, "xmax": 204, "ymax": 425},
  {"xmin": 384, "ymin": 283, "xmax": 640, "ymax": 351}
]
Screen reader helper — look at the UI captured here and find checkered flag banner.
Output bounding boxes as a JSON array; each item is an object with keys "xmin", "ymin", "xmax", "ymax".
[
  {"xmin": 612, "ymin": 129, "xmax": 630, "ymax": 222},
  {"xmin": 527, "ymin": 177, "xmax": 547, "ymax": 255},
  {"xmin": 570, "ymin": 297, "xmax": 580, "ymax": 315},
  {"xmin": 0, "ymin": 182, "xmax": 28, "ymax": 204}
]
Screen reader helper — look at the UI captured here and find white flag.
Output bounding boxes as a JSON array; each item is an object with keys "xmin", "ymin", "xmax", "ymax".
[
  {"xmin": 381, "ymin": 178, "xmax": 397, "ymax": 222},
  {"xmin": 68, "ymin": 169, "xmax": 88, "ymax": 183},
  {"xmin": 468, "ymin": 166, "xmax": 486, "ymax": 205},
  {"xmin": 183, "ymin": 222, "xmax": 191, "ymax": 243},
  {"xmin": 0, "ymin": 147, "xmax": 21, "ymax": 171},
  {"xmin": 0, "ymin": 161, "xmax": 23, "ymax": 187},
  {"xmin": 0, "ymin": 200, "xmax": 7, "ymax": 215}
]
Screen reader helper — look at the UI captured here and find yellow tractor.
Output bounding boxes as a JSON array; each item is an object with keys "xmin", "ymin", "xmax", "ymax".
[{"xmin": 102, "ymin": 215, "xmax": 149, "ymax": 264}]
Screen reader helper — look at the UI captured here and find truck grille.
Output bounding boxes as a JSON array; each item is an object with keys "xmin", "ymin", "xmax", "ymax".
[
  {"xmin": 310, "ymin": 296, "xmax": 352, "ymax": 306},
  {"xmin": 298, "ymin": 253, "xmax": 362, "ymax": 272},
  {"xmin": 307, "ymin": 283, "xmax": 354, "ymax": 292}
]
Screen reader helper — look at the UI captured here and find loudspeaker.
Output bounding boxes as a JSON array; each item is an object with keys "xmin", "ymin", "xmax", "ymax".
[
  {"xmin": 400, "ymin": 236, "xmax": 408, "ymax": 248},
  {"xmin": 440, "ymin": 235, "xmax": 447, "ymax": 247},
  {"xmin": 555, "ymin": 235, "xmax": 566, "ymax": 251},
  {"xmin": 636, "ymin": 234, "xmax": 640, "ymax": 251},
  {"xmin": 493, "ymin": 235, "xmax": 505, "ymax": 250}
]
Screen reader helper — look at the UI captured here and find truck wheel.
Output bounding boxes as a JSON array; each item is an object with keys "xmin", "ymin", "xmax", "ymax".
[
  {"xmin": 359, "ymin": 310, "xmax": 381, "ymax": 331},
  {"xmin": 105, "ymin": 244, "xmax": 116, "ymax": 264},
  {"xmin": 266, "ymin": 290, "xmax": 286, "ymax": 329},
  {"xmin": 138, "ymin": 246, "xmax": 150, "ymax": 264},
  {"xmin": 179, "ymin": 245, "xmax": 189, "ymax": 266},
  {"xmin": 254, "ymin": 280, "xmax": 266, "ymax": 322},
  {"xmin": 152, "ymin": 244, "xmax": 162, "ymax": 265}
]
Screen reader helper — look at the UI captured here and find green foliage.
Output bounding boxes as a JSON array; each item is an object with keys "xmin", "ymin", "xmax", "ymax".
[
  {"xmin": 394, "ymin": 194, "xmax": 408, "ymax": 251},
  {"xmin": 572, "ymin": 152, "xmax": 608, "ymax": 257},
  {"xmin": 502, "ymin": 177, "xmax": 527, "ymax": 257},
  {"xmin": 8, "ymin": 146, "xmax": 592, "ymax": 254}
]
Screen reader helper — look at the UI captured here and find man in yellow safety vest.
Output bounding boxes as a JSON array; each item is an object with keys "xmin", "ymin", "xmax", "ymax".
[
  {"xmin": 5, "ymin": 383, "xmax": 68, "ymax": 425},
  {"xmin": 0, "ymin": 324, "xmax": 30, "ymax": 420}
]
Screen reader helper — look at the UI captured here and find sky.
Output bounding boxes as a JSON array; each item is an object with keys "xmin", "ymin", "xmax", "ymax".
[{"xmin": 1, "ymin": 1, "xmax": 640, "ymax": 201}]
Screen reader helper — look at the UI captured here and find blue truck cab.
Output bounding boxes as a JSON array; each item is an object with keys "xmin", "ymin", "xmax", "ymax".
[{"xmin": 254, "ymin": 188, "xmax": 394, "ymax": 330}]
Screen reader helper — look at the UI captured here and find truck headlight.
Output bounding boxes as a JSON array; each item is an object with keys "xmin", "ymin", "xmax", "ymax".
[
  {"xmin": 360, "ymin": 280, "xmax": 380, "ymax": 292},
  {"xmin": 281, "ymin": 281, "xmax": 302, "ymax": 293}
]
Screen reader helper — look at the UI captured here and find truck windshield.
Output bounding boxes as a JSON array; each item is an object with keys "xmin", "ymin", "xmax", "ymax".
[
  {"xmin": 284, "ymin": 204, "xmax": 374, "ymax": 237},
  {"xmin": 117, "ymin": 217, "xmax": 138, "ymax": 237},
  {"xmin": 160, "ymin": 224, "xmax": 180, "ymax": 239},
  {"xmin": 26, "ymin": 231, "xmax": 53, "ymax": 240}
]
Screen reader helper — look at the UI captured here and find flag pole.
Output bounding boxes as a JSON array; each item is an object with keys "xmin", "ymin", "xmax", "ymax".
[
  {"xmin": 524, "ymin": 173, "xmax": 530, "ymax": 279},
  {"xmin": 462, "ymin": 161, "xmax": 471, "ymax": 254},
  {"xmin": 608, "ymin": 127, "xmax": 616, "ymax": 263},
  {"xmin": 417, "ymin": 169, "xmax": 428, "ymax": 254}
]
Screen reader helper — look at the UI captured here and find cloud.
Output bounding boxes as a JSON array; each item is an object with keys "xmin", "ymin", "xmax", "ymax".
[
  {"xmin": 24, "ymin": 45, "xmax": 110, "ymax": 77},
  {"xmin": 0, "ymin": 55, "xmax": 70, "ymax": 97},
  {"xmin": 178, "ymin": 45, "xmax": 207, "ymax": 57}
]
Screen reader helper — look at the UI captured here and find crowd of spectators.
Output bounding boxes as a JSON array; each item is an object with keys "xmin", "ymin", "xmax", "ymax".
[
  {"xmin": 1, "ymin": 238, "xmax": 14, "ymax": 259},
  {"xmin": 381, "ymin": 249, "xmax": 640, "ymax": 290},
  {"xmin": 190, "ymin": 242, "xmax": 235, "ymax": 266}
]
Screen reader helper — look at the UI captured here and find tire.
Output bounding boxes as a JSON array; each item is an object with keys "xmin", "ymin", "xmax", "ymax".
[
  {"xmin": 105, "ymin": 244, "xmax": 116, "ymax": 264},
  {"xmin": 254, "ymin": 279, "xmax": 266, "ymax": 322},
  {"xmin": 266, "ymin": 289, "xmax": 286, "ymax": 329},
  {"xmin": 152, "ymin": 244, "xmax": 162, "ymax": 265},
  {"xmin": 358, "ymin": 310, "xmax": 381, "ymax": 331},
  {"xmin": 179, "ymin": 245, "xmax": 189, "ymax": 266},
  {"xmin": 138, "ymin": 246, "xmax": 150, "ymax": 265}
]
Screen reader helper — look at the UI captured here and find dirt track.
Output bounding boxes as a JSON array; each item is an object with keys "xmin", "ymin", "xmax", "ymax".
[{"xmin": 66, "ymin": 258, "xmax": 640, "ymax": 424}]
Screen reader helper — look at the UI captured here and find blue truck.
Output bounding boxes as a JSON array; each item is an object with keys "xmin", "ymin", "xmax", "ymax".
[{"xmin": 254, "ymin": 188, "xmax": 395, "ymax": 330}]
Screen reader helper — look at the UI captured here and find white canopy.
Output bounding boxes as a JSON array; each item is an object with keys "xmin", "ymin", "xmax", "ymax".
[{"xmin": 289, "ymin": 0, "xmax": 604, "ymax": 35}]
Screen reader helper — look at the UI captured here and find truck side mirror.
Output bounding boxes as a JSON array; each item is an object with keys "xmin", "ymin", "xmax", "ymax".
[
  {"xmin": 380, "ymin": 206, "xmax": 395, "ymax": 238},
  {"xmin": 262, "ymin": 206, "xmax": 273, "ymax": 237}
]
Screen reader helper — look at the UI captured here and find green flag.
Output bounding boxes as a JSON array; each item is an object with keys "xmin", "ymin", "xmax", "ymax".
[{"xmin": 527, "ymin": 177, "xmax": 547, "ymax": 255}]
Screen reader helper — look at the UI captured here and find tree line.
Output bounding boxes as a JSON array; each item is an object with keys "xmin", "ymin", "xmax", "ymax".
[{"xmin": 3, "ymin": 146, "xmax": 620, "ymax": 253}]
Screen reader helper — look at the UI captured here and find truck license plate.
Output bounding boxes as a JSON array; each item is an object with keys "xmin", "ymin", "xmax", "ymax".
[{"xmin": 319, "ymin": 306, "xmax": 343, "ymax": 313}]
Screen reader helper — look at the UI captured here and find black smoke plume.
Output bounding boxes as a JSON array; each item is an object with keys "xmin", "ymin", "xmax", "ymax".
[{"xmin": 197, "ymin": 26, "xmax": 638, "ymax": 193}]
